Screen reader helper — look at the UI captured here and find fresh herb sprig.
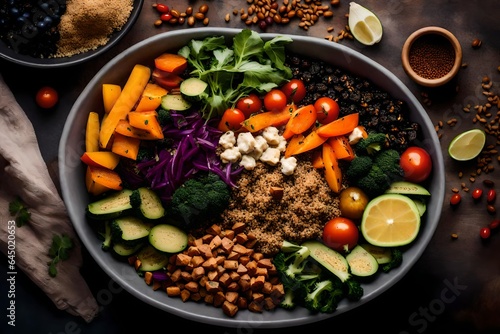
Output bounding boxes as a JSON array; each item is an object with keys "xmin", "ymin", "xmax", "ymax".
[
  {"xmin": 178, "ymin": 29, "xmax": 292, "ymax": 119},
  {"xmin": 8, "ymin": 197, "xmax": 30, "ymax": 227},
  {"xmin": 48, "ymin": 234, "xmax": 74, "ymax": 277}
]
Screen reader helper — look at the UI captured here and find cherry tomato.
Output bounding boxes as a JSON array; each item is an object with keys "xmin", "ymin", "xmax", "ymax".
[
  {"xmin": 281, "ymin": 79, "xmax": 307, "ymax": 104},
  {"xmin": 314, "ymin": 97, "xmax": 340, "ymax": 124},
  {"xmin": 471, "ymin": 188, "xmax": 483, "ymax": 200},
  {"xmin": 156, "ymin": 4, "xmax": 170, "ymax": 13},
  {"xmin": 160, "ymin": 13, "xmax": 173, "ymax": 21},
  {"xmin": 339, "ymin": 186, "xmax": 369, "ymax": 220},
  {"xmin": 322, "ymin": 217, "xmax": 359, "ymax": 252},
  {"xmin": 480, "ymin": 227, "xmax": 491, "ymax": 239},
  {"xmin": 218, "ymin": 108, "xmax": 245, "ymax": 132},
  {"xmin": 399, "ymin": 146, "xmax": 432, "ymax": 183},
  {"xmin": 236, "ymin": 94, "xmax": 262, "ymax": 117},
  {"xmin": 263, "ymin": 89, "xmax": 287, "ymax": 111},
  {"xmin": 35, "ymin": 86, "xmax": 58, "ymax": 109},
  {"xmin": 450, "ymin": 193, "xmax": 461, "ymax": 206},
  {"xmin": 486, "ymin": 189, "xmax": 496, "ymax": 204}
]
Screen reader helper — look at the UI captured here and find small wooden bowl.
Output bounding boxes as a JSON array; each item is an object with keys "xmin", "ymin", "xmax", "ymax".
[{"xmin": 401, "ymin": 26, "xmax": 462, "ymax": 87}]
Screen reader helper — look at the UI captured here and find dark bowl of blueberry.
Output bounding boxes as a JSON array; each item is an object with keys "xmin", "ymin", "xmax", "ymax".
[{"xmin": 0, "ymin": 0, "xmax": 143, "ymax": 68}]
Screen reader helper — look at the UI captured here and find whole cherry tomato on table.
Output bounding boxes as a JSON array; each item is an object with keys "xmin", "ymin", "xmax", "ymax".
[
  {"xmin": 322, "ymin": 217, "xmax": 359, "ymax": 252},
  {"xmin": 236, "ymin": 93, "xmax": 262, "ymax": 117},
  {"xmin": 399, "ymin": 146, "xmax": 432, "ymax": 183},
  {"xmin": 218, "ymin": 108, "xmax": 245, "ymax": 132},
  {"xmin": 314, "ymin": 96, "xmax": 340, "ymax": 124},
  {"xmin": 263, "ymin": 89, "xmax": 287, "ymax": 111},
  {"xmin": 281, "ymin": 79, "xmax": 306, "ymax": 104},
  {"xmin": 35, "ymin": 86, "xmax": 59, "ymax": 109}
]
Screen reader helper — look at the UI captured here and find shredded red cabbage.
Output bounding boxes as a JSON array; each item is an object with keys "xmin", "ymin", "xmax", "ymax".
[{"xmin": 135, "ymin": 110, "xmax": 243, "ymax": 203}]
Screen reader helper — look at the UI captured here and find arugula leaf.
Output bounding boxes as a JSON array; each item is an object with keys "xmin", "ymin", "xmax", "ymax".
[
  {"xmin": 48, "ymin": 234, "xmax": 74, "ymax": 277},
  {"xmin": 178, "ymin": 29, "xmax": 292, "ymax": 119},
  {"xmin": 8, "ymin": 197, "xmax": 30, "ymax": 227}
]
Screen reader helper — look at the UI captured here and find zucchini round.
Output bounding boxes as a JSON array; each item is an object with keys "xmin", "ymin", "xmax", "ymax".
[
  {"xmin": 136, "ymin": 245, "xmax": 169, "ymax": 272},
  {"xmin": 149, "ymin": 224, "xmax": 188, "ymax": 253},
  {"xmin": 346, "ymin": 245, "xmax": 379, "ymax": 277}
]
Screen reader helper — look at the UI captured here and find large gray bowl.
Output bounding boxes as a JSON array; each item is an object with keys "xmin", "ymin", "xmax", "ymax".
[{"xmin": 59, "ymin": 28, "xmax": 445, "ymax": 328}]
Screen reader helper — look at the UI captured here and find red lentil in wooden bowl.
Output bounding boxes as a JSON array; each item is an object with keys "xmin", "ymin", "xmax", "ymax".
[{"xmin": 401, "ymin": 26, "xmax": 462, "ymax": 87}]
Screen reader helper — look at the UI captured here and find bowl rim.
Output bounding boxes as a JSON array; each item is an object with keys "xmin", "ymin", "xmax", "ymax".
[
  {"xmin": 59, "ymin": 27, "xmax": 445, "ymax": 328},
  {"xmin": 0, "ymin": 0, "xmax": 143, "ymax": 69},
  {"xmin": 401, "ymin": 26, "xmax": 463, "ymax": 87}
]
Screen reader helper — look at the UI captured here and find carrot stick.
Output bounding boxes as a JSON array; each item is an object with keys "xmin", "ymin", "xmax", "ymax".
[
  {"xmin": 284, "ymin": 133, "xmax": 304, "ymax": 158},
  {"xmin": 134, "ymin": 83, "xmax": 167, "ymax": 112},
  {"xmin": 115, "ymin": 119, "xmax": 161, "ymax": 140},
  {"xmin": 128, "ymin": 111, "xmax": 164, "ymax": 139},
  {"xmin": 85, "ymin": 112, "xmax": 100, "ymax": 152},
  {"xmin": 328, "ymin": 136, "xmax": 355, "ymax": 161},
  {"xmin": 287, "ymin": 128, "xmax": 328, "ymax": 157},
  {"xmin": 241, "ymin": 104, "xmax": 295, "ymax": 132},
  {"xmin": 282, "ymin": 104, "xmax": 317, "ymax": 140},
  {"xmin": 102, "ymin": 84, "xmax": 121, "ymax": 113},
  {"xmin": 154, "ymin": 53, "xmax": 188, "ymax": 74},
  {"xmin": 316, "ymin": 113, "xmax": 359, "ymax": 138},
  {"xmin": 322, "ymin": 142, "xmax": 342, "ymax": 193},
  {"xmin": 81, "ymin": 151, "xmax": 121, "ymax": 170},
  {"xmin": 311, "ymin": 149, "xmax": 324, "ymax": 168},
  {"xmin": 85, "ymin": 165, "xmax": 123, "ymax": 192},
  {"xmin": 99, "ymin": 64, "xmax": 151, "ymax": 149},
  {"xmin": 111, "ymin": 133, "xmax": 141, "ymax": 160}
]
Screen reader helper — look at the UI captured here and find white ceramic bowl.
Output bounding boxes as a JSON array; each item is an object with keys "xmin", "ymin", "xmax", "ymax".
[{"xmin": 59, "ymin": 28, "xmax": 445, "ymax": 328}]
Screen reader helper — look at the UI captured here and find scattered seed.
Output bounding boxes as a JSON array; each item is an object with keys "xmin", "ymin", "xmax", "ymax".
[{"xmin": 471, "ymin": 39, "xmax": 482, "ymax": 48}]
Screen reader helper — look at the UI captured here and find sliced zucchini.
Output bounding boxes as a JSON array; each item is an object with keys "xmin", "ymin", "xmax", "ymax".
[
  {"xmin": 160, "ymin": 94, "xmax": 191, "ymax": 111},
  {"xmin": 112, "ymin": 242, "xmax": 143, "ymax": 257},
  {"xmin": 345, "ymin": 245, "xmax": 379, "ymax": 277},
  {"xmin": 149, "ymin": 224, "xmax": 188, "ymax": 253},
  {"xmin": 301, "ymin": 240, "xmax": 350, "ymax": 282},
  {"xmin": 136, "ymin": 244, "xmax": 169, "ymax": 272},
  {"xmin": 129, "ymin": 187, "xmax": 165, "ymax": 220},
  {"xmin": 111, "ymin": 216, "xmax": 154, "ymax": 245},
  {"xmin": 180, "ymin": 77, "xmax": 208, "ymax": 102},
  {"xmin": 360, "ymin": 243, "xmax": 392, "ymax": 264},
  {"xmin": 86, "ymin": 189, "xmax": 133, "ymax": 219}
]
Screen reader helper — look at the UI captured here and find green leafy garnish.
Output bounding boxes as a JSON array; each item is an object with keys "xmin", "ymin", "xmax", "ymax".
[
  {"xmin": 8, "ymin": 197, "xmax": 30, "ymax": 227},
  {"xmin": 178, "ymin": 29, "xmax": 292, "ymax": 119},
  {"xmin": 48, "ymin": 234, "xmax": 74, "ymax": 277}
]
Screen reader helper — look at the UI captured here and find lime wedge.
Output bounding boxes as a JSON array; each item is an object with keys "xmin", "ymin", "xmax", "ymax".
[
  {"xmin": 348, "ymin": 2, "xmax": 383, "ymax": 46},
  {"xmin": 448, "ymin": 129, "xmax": 486, "ymax": 161}
]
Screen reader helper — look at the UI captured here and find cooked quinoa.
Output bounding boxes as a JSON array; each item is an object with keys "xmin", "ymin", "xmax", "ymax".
[{"xmin": 221, "ymin": 158, "xmax": 341, "ymax": 256}]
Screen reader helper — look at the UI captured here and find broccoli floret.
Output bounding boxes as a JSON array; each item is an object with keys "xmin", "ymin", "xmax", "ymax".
[
  {"xmin": 304, "ymin": 279, "xmax": 344, "ymax": 313},
  {"xmin": 344, "ymin": 279, "xmax": 363, "ymax": 301},
  {"xmin": 169, "ymin": 172, "xmax": 230, "ymax": 228},
  {"xmin": 280, "ymin": 288, "xmax": 297, "ymax": 310},
  {"xmin": 382, "ymin": 248, "xmax": 403, "ymax": 273},
  {"xmin": 100, "ymin": 221, "xmax": 112, "ymax": 251},
  {"xmin": 345, "ymin": 155, "xmax": 373, "ymax": 179},
  {"xmin": 357, "ymin": 165, "xmax": 391, "ymax": 197},
  {"xmin": 157, "ymin": 108, "xmax": 172, "ymax": 126},
  {"xmin": 374, "ymin": 149, "xmax": 404, "ymax": 181},
  {"xmin": 356, "ymin": 132, "xmax": 388, "ymax": 155}
]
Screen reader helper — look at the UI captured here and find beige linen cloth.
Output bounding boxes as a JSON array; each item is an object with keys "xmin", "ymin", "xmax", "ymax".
[{"xmin": 0, "ymin": 74, "xmax": 98, "ymax": 322}]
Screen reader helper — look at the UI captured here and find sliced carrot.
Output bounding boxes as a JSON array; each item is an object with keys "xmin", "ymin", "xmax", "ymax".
[
  {"xmin": 311, "ymin": 149, "xmax": 324, "ymax": 169},
  {"xmin": 241, "ymin": 104, "xmax": 295, "ymax": 133},
  {"xmin": 81, "ymin": 151, "xmax": 121, "ymax": 170},
  {"xmin": 316, "ymin": 113, "xmax": 359, "ymax": 138},
  {"xmin": 328, "ymin": 136, "xmax": 355, "ymax": 161},
  {"xmin": 115, "ymin": 119, "xmax": 161, "ymax": 140},
  {"xmin": 284, "ymin": 133, "xmax": 304, "ymax": 158},
  {"xmin": 282, "ymin": 104, "xmax": 317, "ymax": 140},
  {"xmin": 134, "ymin": 83, "xmax": 168, "ymax": 112},
  {"xmin": 85, "ymin": 165, "xmax": 123, "ymax": 192},
  {"xmin": 99, "ymin": 64, "xmax": 151, "ymax": 149},
  {"xmin": 322, "ymin": 142, "xmax": 342, "ymax": 193},
  {"xmin": 154, "ymin": 53, "xmax": 188, "ymax": 75},
  {"xmin": 85, "ymin": 166, "xmax": 112, "ymax": 196},
  {"xmin": 287, "ymin": 128, "xmax": 328, "ymax": 157},
  {"xmin": 111, "ymin": 132, "xmax": 141, "ymax": 160},
  {"xmin": 128, "ymin": 111, "xmax": 164, "ymax": 139},
  {"xmin": 85, "ymin": 112, "xmax": 100, "ymax": 152},
  {"xmin": 102, "ymin": 84, "xmax": 122, "ymax": 114}
]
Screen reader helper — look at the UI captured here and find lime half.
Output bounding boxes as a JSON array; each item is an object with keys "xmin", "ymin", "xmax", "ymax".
[
  {"xmin": 448, "ymin": 129, "xmax": 486, "ymax": 161},
  {"xmin": 361, "ymin": 194, "xmax": 421, "ymax": 247},
  {"xmin": 348, "ymin": 2, "xmax": 383, "ymax": 46}
]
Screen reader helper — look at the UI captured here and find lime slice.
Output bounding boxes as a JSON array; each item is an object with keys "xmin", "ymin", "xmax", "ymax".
[
  {"xmin": 448, "ymin": 128, "xmax": 486, "ymax": 161},
  {"xmin": 361, "ymin": 194, "xmax": 421, "ymax": 247},
  {"xmin": 348, "ymin": 2, "xmax": 383, "ymax": 46}
]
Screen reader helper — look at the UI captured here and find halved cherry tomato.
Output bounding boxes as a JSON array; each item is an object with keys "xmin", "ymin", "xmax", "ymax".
[
  {"xmin": 263, "ymin": 89, "xmax": 287, "ymax": 111},
  {"xmin": 400, "ymin": 146, "xmax": 432, "ymax": 183},
  {"xmin": 322, "ymin": 217, "xmax": 359, "ymax": 252},
  {"xmin": 314, "ymin": 97, "xmax": 340, "ymax": 124},
  {"xmin": 35, "ymin": 86, "xmax": 59, "ymax": 109},
  {"xmin": 236, "ymin": 93, "xmax": 262, "ymax": 117},
  {"xmin": 281, "ymin": 79, "xmax": 306, "ymax": 104},
  {"xmin": 218, "ymin": 108, "xmax": 245, "ymax": 132}
]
